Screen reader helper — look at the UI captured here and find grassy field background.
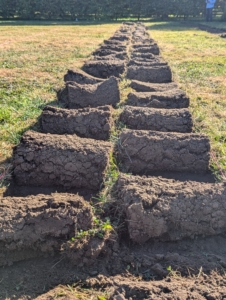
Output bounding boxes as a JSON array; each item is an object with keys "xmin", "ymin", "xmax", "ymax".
[{"xmin": 0, "ymin": 21, "xmax": 226, "ymax": 191}]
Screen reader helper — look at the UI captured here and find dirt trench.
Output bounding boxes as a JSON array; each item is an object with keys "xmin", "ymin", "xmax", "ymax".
[{"xmin": 1, "ymin": 22, "xmax": 226, "ymax": 300}]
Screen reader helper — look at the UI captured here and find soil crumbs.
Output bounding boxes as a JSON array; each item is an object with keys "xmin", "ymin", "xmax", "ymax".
[{"xmin": 1, "ymin": 235, "xmax": 226, "ymax": 299}]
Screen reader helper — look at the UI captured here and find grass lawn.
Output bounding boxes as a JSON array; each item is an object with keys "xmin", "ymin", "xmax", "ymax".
[{"xmin": 0, "ymin": 21, "xmax": 226, "ymax": 192}]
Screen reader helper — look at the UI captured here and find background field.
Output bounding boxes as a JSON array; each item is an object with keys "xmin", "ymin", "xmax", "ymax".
[{"xmin": 0, "ymin": 21, "xmax": 226, "ymax": 192}]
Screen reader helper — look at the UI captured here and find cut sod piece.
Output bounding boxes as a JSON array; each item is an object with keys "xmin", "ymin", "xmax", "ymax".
[
  {"xmin": 41, "ymin": 105, "xmax": 113, "ymax": 140},
  {"xmin": 130, "ymin": 80, "xmax": 178, "ymax": 92},
  {"xmin": 117, "ymin": 129, "xmax": 210, "ymax": 174},
  {"xmin": 83, "ymin": 60, "xmax": 126, "ymax": 78},
  {"xmin": 64, "ymin": 67, "xmax": 104, "ymax": 84},
  {"xmin": 0, "ymin": 193, "xmax": 93, "ymax": 266},
  {"xmin": 127, "ymin": 89, "xmax": 189, "ymax": 109},
  {"xmin": 115, "ymin": 174, "xmax": 226, "ymax": 243},
  {"xmin": 119, "ymin": 106, "xmax": 192, "ymax": 133},
  {"xmin": 58, "ymin": 76, "xmax": 120, "ymax": 109},
  {"xmin": 14, "ymin": 131, "xmax": 112, "ymax": 190},
  {"xmin": 127, "ymin": 65, "xmax": 172, "ymax": 83}
]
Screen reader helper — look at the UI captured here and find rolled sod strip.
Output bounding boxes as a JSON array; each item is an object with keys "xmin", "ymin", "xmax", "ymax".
[
  {"xmin": 130, "ymin": 80, "xmax": 178, "ymax": 92},
  {"xmin": 41, "ymin": 105, "xmax": 113, "ymax": 140},
  {"xmin": 14, "ymin": 131, "xmax": 112, "ymax": 190},
  {"xmin": 115, "ymin": 174, "xmax": 226, "ymax": 243},
  {"xmin": 127, "ymin": 65, "xmax": 172, "ymax": 83},
  {"xmin": 132, "ymin": 45, "xmax": 160, "ymax": 55},
  {"xmin": 82, "ymin": 60, "xmax": 126, "ymax": 78},
  {"xmin": 93, "ymin": 44, "xmax": 127, "ymax": 54},
  {"xmin": 92, "ymin": 49, "xmax": 127, "ymax": 58},
  {"xmin": 93, "ymin": 53, "xmax": 126, "ymax": 61},
  {"xmin": 117, "ymin": 129, "xmax": 210, "ymax": 174},
  {"xmin": 127, "ymin": 90, "xmax": 189, "ymax": 109},
  {"xmin": 64, "ymin": 68, "xmax": 104, "ymax": 84},
  {"xmin": 128, "ymin": 59, "xmax": 167, "ymax": 67},
  {"xmin": 58, "ymin": 77, "xmax": 120, "ymax": 109},
  {"xmin": 119, "ymin": 106, "xmax": 193, "ymax": 133},
  {"xmin": 0, "ymin": 193, "xmax": 93, "ymax": 266}
]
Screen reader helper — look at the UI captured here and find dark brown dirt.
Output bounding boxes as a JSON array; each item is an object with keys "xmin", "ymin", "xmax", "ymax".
[
  {"xmin": 119, "ymin": 106, "xmax": 192, "ymax": 133},
  {"xmin": 130, "ymin": 80, "xmax": 178, "ymax": 92},
  {"xmin": 13, "ymin": 131, "xmax": 112, "ymax": 190},
  {"xmin": 127, "ymin": 89, "xmax": 189, "ymax": 109},
  {"xmin": 127, "ymin": 65, "xmax": 172, "ymax": 83},
  {"xmin": 58, "ymin": 76, "xmax": 120, "ymax": 108},
  {"xmin": 115, "ymin": 173, "xmax": 226, "ymax": 243},
  {"xmin": 63, "ymin": 68, "xmax": 104, "ymax": 84},
  {"xmin": 0, "ymin": 193, "xmax": 93, "ymax": 266},
  {"xmin": 117, "ymin": 129, "xmax": 210, "ymax": 174},
  {"xmin": 41, "ymin": 105, "xmax": 113, "ymax": 140},
  {"xmin": 82, "ymin": 60, "xmax": 126, "ymax": 78}
]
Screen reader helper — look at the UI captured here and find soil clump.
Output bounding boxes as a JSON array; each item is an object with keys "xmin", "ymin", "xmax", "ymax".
[
  {"xmin": 0, "ymin": 193, "xmax": 93, "ymax": 266},
  {"xmin": 14, "ymin": 131, "xmax": 112, "ymax": 189},
  {"xmin": 82, "ymin": 60, "xmax": 126, "ymax": 78},
  {"xmin": 117, "ymin": 129, "xmax": 210, "ymax": 173},
  {"xmin": 119, "ymin": 106, "xmax": 192, "ymax": 132},
  {"xmin": 41, "ymin": 105, "xmax": 113, "ymax": 140},
  {"xmin": 127, "ymin": 89, "xmax": 189, "ymax": 108},
  {"xmin": 130, "ymin": 80, "xmax": 178, "ymax": 92},
  {"xmin": 127, "ymin": 65, "xmax": 172, "ymax": 83},
  {"xmin": 58, "ymin": 76, "xmax": 120, "ymax": 108}
]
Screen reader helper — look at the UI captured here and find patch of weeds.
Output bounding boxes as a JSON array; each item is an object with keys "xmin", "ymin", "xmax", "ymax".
[
  {"xmin": 54, "ymin": 284, "xmax": 109, "ymax": 300},
  {"xmin": 166, "ymin": 266, "xmax": 182, "ymax": 278},
  {"xmin": 70, "ymin": 217, "xmax": 113, "ymax": 242},
  {"xmin": 94, "ymin": 153, "xmax": 119, "ymax": 204}
]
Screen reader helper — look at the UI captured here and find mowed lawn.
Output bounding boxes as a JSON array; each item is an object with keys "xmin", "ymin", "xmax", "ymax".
[{"xmin": 0, "ymin": 21, "xmax": 226, "ymax": 190}]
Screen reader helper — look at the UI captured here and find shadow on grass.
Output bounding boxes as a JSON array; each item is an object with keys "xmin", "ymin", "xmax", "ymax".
[{"xmin": 0, "ymin": 19, "xmax": 130, "ymax": 26}]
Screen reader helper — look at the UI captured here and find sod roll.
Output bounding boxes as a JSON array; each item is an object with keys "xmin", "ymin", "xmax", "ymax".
[
  {"xmin": 14, "ymin": 131, "xmax": 112, "ymax": 190},
  {"xmin": 117, "ymin": 129, "xmax": 210, "ymax": 174}
]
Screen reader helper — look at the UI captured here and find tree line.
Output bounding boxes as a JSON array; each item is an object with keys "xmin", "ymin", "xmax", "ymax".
[{"xmin": 0, "ymin": 0, "xmax": 225, "ymax": 20}]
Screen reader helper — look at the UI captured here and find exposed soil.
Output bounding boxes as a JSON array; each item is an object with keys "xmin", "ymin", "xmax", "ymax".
[
  {"xmin": 41, "ymin": 105, "xmax": 113, "ymax": 140},
  {"xmin": 119, "ymin": 106, "xmax": 192, "ymax": 132},
  {"xmin": 2, "ymin": 234, "xmax": 226, "ymax": 299},
  {"xmin": 0, "ymin": 193, "xmax": 93, "ymax": 267},
  {"xmin": 132, "ymin": 45, "xmax": 160, "ymax": 55},
  {"xmin": 115, "ymin": 173, "xmax": 226, "ymax": 243},
  {"xmin": 82, "ymin": 60, "xmax": 126, "ymax": 78},
  {"xmin": 130, "ymin": 80, "xmax": 178, "ymax": 92},
  {"xmin": 127, "ymin": 65, "xmax": 172, "ymax": 83},
  {"xmin": 58, "ymin": 76, "xmax": 120, "ymax": 108},
  {"xmin": 13, "ymin": 131, "xmax": 112, "ymax": 189},
  {"xmin": 127, "ymin": 89, "xmax": 189, "ymax": 108},
  {"xmin": 63, "ymin": 68, "xmax": 104, "ymax": 84},
  {"xmin": 117, "ymin": 129, "xmax": 210, "ymax": 173}
]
